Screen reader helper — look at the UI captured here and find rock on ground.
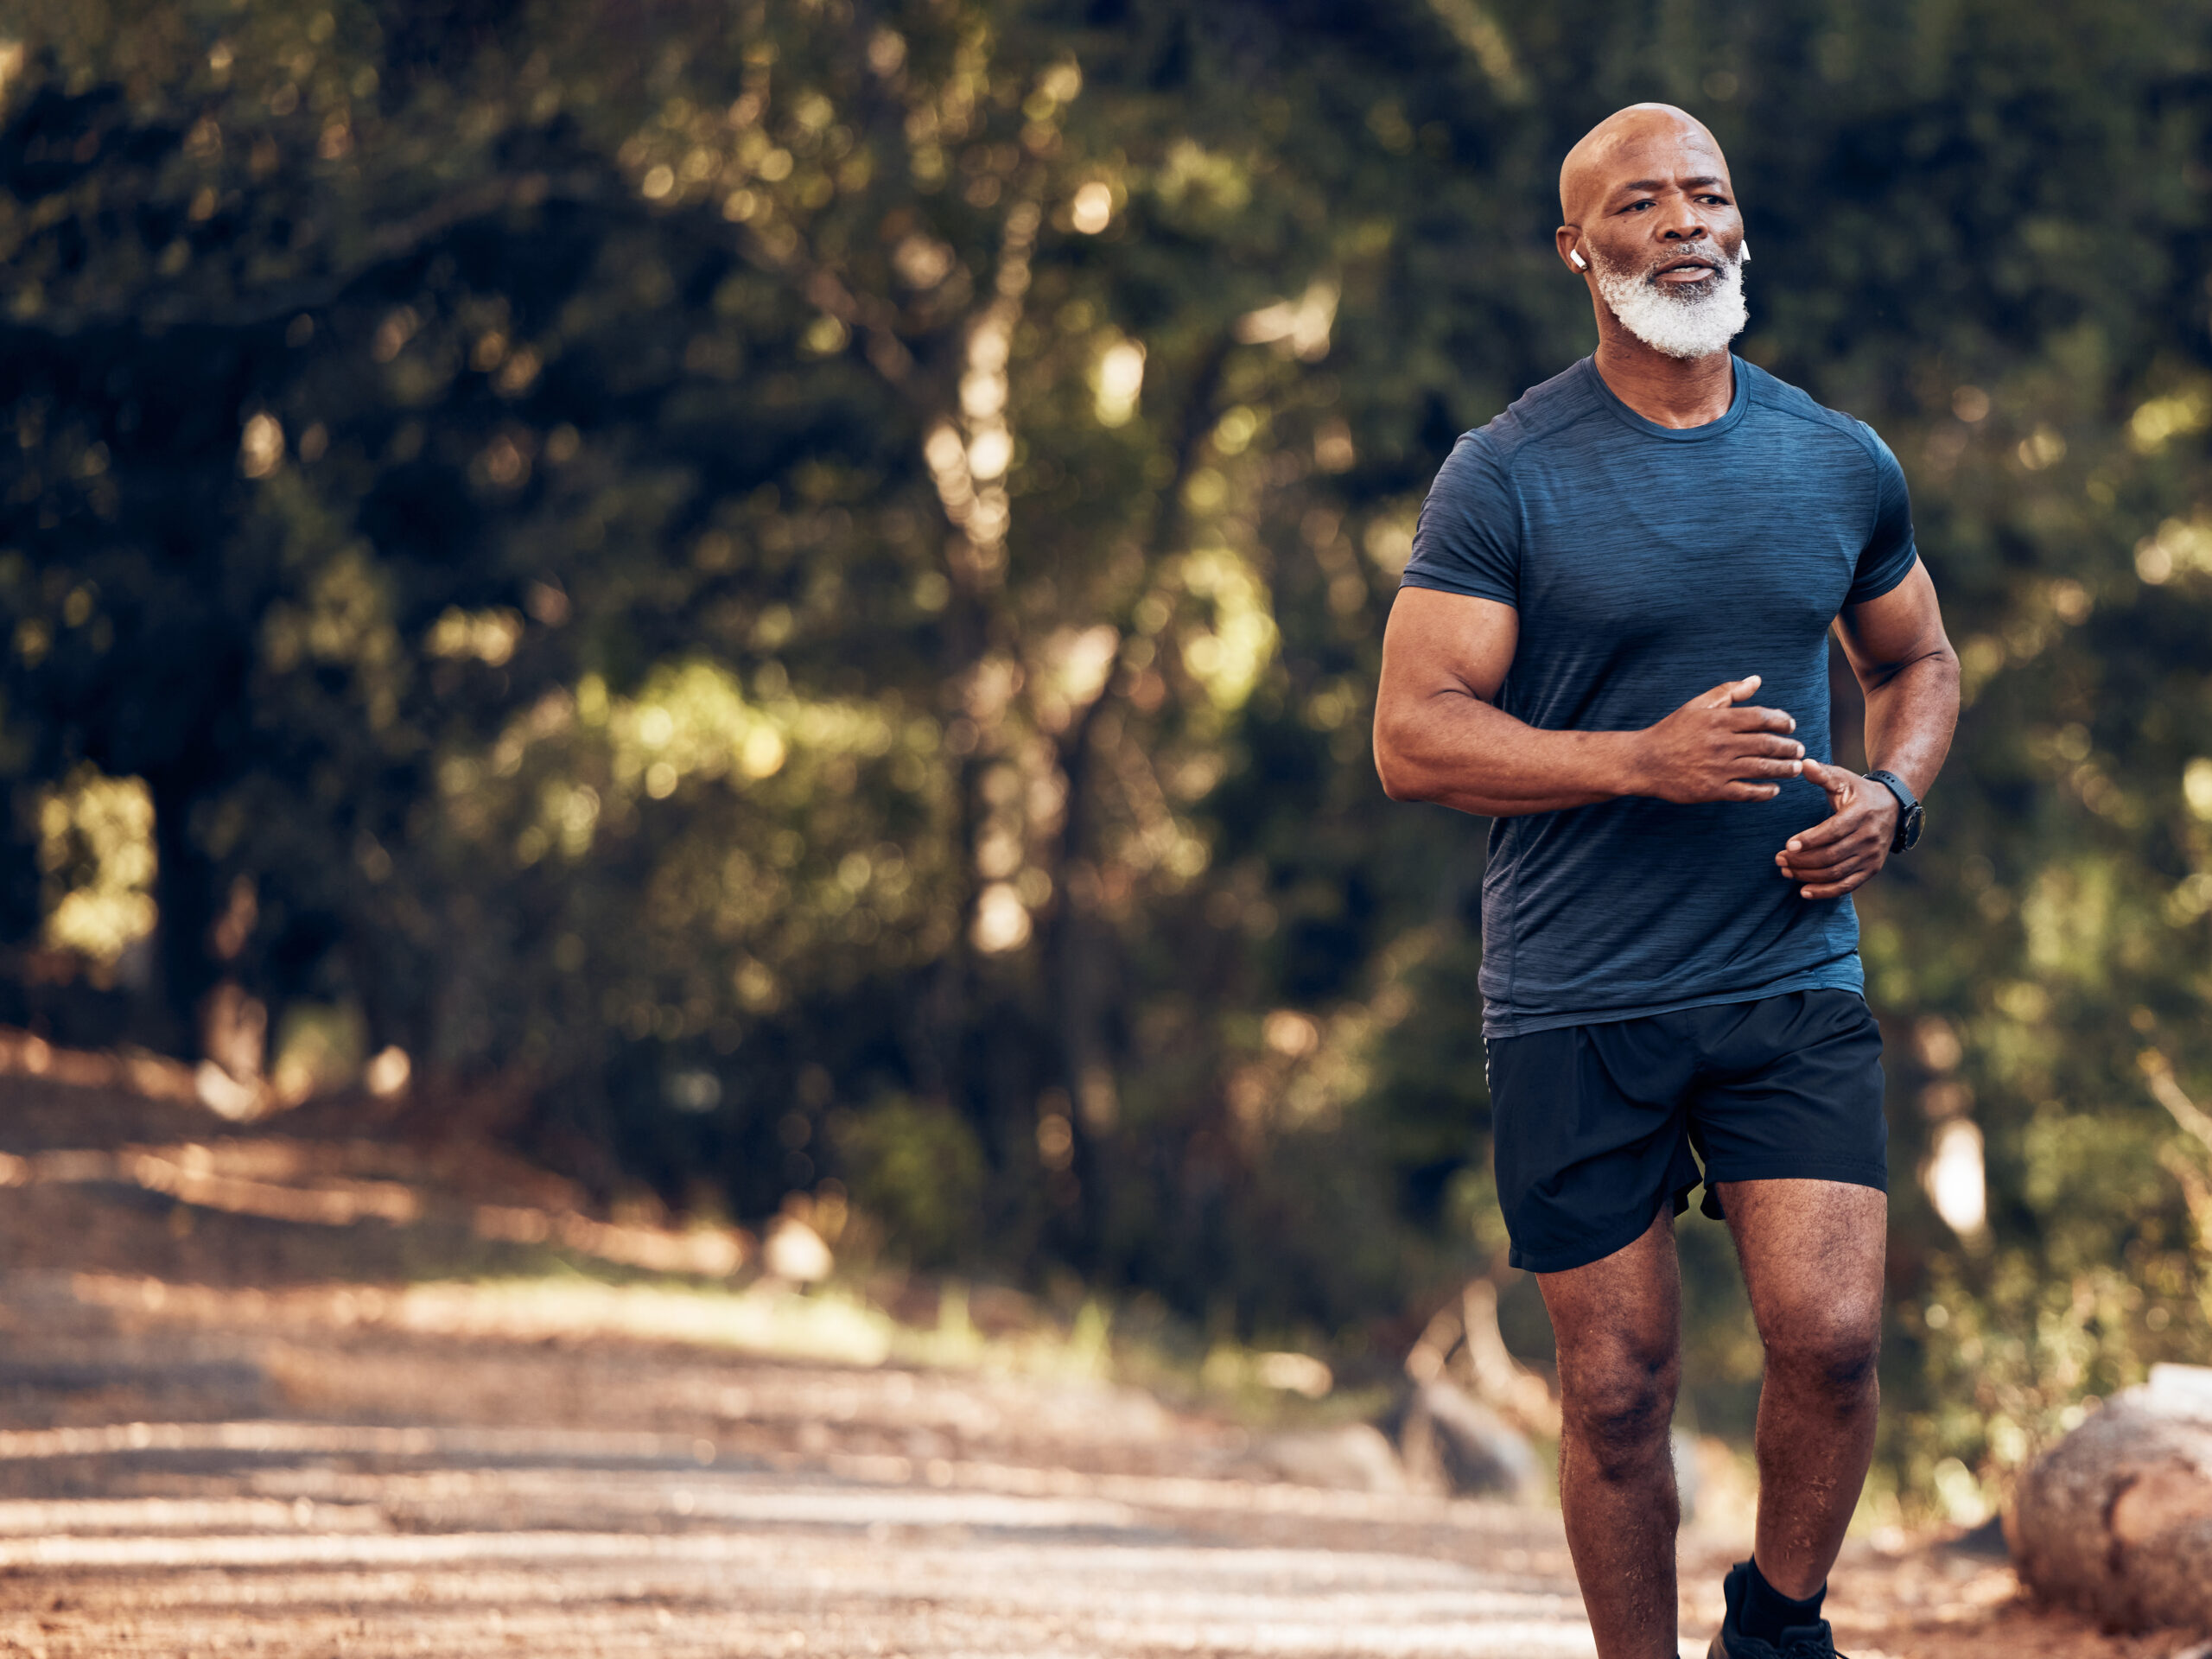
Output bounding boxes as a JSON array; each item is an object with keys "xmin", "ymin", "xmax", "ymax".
[
  {"xmin": 2012, "ymin": 1363, "xmax": 2212, "ymax": 1634},
  {"xmin": 1401, "ymin": 1376, "xmax": 1544, "ymax": 1500},
  {"xmin": 1252, "ymin": 1421, "xmax": 1409, "ymax": 1493}
]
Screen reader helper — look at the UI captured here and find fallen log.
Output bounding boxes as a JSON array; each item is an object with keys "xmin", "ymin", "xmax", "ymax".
[{"xmin": 2011, "ymin": 1363, "xmax": 2212, "ymax": 1634}]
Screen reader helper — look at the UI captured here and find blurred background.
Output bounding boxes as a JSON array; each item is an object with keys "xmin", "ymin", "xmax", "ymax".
[{"xmin": 0, "ymin": 0, "xmax": 2208, "ymax": 1528}]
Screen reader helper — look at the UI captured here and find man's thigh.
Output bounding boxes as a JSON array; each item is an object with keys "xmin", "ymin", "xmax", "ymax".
[
  {"xmin": 1714, "ymin": 1178, "xmax": 1886, "ymax": 1355},
  {"xmin": 1537, "ymin": 1205, "xmax": 1683, "ymax": 1409}
]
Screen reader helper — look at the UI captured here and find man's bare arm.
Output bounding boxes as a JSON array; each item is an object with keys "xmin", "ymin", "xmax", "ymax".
[
  {"xmin": 1775, "ymin": 562, "xmax": 1961, "ymax": 899},
  {"xmin": 1843, "ymin": 560, "xmax": 1960, "ymax": 797},
  {"xmin": 1373, "ymin": 586, "xmax": 1808, "ymax": 817}
]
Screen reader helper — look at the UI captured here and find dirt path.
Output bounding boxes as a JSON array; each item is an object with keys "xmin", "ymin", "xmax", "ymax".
[
  {"xmin": 0, "ymin": 1268, "xmax": 1599, "ymax": 1657},
  {"xmin": 0, "ymin": 1065, "xmax": 2177, "ymax": 1658},
  {"xmin": 0, "ymin": 1272, "xmax": 2169, "ymax": 1659}
]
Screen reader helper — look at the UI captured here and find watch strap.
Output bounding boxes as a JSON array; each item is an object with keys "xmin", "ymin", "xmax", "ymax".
[{"xmin": 1863, "ymin": 769, "xmax": 1921, "ymax": 853}]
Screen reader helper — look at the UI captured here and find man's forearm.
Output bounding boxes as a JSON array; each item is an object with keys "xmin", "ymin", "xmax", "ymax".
[
  {"xmin": 1861, "ymin": 650, "xmax": 1960, "ymax": 798},
  {"xmin": 1377, "ymin": 690, "xmax": 1646, "ymax": 817}
]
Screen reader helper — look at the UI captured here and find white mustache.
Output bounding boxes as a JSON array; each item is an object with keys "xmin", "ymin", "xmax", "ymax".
[{"xmin": 1630, "ymin": 241, "xmax": 1748, "ymax": 283}]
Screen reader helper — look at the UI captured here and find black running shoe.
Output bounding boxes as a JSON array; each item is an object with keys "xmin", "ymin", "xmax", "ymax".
[{"xmin": 1707, "ymin": 1560, "xmax": 1846, "ymax": 1658}]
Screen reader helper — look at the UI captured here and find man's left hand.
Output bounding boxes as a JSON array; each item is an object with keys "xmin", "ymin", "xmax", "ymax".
[{"xmin": 1777, "ymin": 758, "xmax": 1900, "ymax": 899}]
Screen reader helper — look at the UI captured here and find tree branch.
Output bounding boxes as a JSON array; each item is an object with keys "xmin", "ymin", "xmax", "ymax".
[{"xmin": 2143, "ymin": 1048, "xmax": 2212, "ymax": 1154}]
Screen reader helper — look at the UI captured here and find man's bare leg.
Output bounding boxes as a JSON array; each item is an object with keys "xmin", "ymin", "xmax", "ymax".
[
  {"xmin": 1536, "ymin": 1207, "xmax": 1683, "ymax": 1659},
  {"xmin": 1717, "ymin": 1178, "xmax": 1886, "ymax": 1600}
]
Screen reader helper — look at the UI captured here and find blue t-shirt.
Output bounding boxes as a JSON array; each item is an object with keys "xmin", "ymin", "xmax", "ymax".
[{"xmin": 1401, "ymin": 355, "xmax": 1919, "ymax": 1038}]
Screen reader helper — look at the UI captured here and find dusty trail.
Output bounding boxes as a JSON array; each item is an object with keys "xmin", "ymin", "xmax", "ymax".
[
  {"xmin": 0, "ymin": 1287, "xmax": 2145, "ymax": 1659},
  {"xmin": 0, "ymin": 1270, "xmax": 1601, "ymax": 1657},
  {"xmin": 0, "ymin": 1064, "xmax": 2174, "ymax": 1657}
]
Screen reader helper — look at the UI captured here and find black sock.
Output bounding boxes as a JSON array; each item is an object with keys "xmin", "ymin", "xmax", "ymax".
[{"xmin": 1739, "ymin": 1558, "xmax": 1825, "ymax": 1644}]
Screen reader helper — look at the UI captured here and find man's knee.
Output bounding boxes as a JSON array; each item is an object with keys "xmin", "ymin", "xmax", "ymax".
[
  {"xmin": 1764, "ymin": 1306, "xmax": 1880, "ymax": 1402},
  {"xmin": 1560, "ymin": 1338, "xmax": 1681, "ymax": 1478}
]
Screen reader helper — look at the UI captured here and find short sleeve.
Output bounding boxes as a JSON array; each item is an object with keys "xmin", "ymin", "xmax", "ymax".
[
  {"xmin": 1848, "ymin": 423, "xmax": 1919, "ymax": 604},
  {"xmin": 1400, "ymin": 431, "xmax": 1521, "ymax": 607}
]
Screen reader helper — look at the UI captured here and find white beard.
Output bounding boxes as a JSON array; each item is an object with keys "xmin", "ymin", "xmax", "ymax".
[{"xmin": 1592, "ymin": 241, "xmax": 1748, "ymax": 360}]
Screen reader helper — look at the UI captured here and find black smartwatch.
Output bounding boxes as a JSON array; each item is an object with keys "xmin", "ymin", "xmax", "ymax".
[{"xmin": 1863, "ymin": 769, "xmax": 1923, "ymax": 854}]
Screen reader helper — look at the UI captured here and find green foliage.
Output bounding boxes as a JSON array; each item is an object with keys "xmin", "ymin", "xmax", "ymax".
[
  {"xmin": 5, "ymin": 0, "xmax": 2212, "ymax": 1508},
  {"xmin": 835, "ymin": 1095, "xmax": 987, "ymax": 1267}
]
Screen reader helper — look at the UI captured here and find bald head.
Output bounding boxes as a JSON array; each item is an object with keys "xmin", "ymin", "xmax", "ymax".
[{"xmin": 1559, "ymin": 104, "xmax": 1728, "ymax": 225}]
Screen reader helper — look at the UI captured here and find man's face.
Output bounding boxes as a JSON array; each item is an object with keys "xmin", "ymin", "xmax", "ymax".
[
  {"xmin": 1575, "ymin": 122, "xmax": 1744, "ymax": 293},
  {"xmin": 1567, "ymin": 118, "xmax": 1748, "ymax": 360}
]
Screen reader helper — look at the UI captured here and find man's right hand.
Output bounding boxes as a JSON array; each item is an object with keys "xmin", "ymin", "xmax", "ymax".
[{"xmin": 1634, "ymin": 675, "xmax": 1805, "ymax": 803}]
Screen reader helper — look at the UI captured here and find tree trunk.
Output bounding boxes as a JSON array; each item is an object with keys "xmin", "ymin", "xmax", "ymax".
[
  {"xmin": 2011, "ymin": 1366, "xmax": 2212, "ymax": 1634},
  {"xmin": 147, "ymin": 767, "xmax": 219, "ymax": 1060}
]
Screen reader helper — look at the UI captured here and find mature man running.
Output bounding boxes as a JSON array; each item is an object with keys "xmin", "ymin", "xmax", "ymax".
[{"xmin": 1374, "ymin": 105, "xmax": 1960, "ymax": 1659}]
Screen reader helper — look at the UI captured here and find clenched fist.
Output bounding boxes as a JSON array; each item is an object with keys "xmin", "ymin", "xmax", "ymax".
[{"xmin": 1633, "ymin": 675, "xmax": 1806, "ymax": 804}]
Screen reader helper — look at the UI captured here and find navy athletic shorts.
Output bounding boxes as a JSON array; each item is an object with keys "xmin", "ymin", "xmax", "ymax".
[{"xmin": 1484, "ymin": 988, "xmax": 1887, "ymax": 1274}]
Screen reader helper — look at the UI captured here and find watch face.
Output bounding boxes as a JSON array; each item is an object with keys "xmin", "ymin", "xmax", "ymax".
[{"xmin": 1901, "ymin": 804, "xmax": 1924, "ymax": 850}]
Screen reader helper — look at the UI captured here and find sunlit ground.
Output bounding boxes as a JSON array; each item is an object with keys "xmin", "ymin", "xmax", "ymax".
[
  {"xmin": 0, "ymin": 1271, "xmax": 2139, "ymax": 1659},
  {"xmin": 0, "ymin": 1061, "xmax": 2169, "ymax": 1659}
]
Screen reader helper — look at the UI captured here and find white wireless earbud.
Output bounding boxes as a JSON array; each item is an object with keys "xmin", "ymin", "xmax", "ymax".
[
  {"xmin": 1570, "ymin": 249, "xmax": 1588, "ymax": 270},
  {"xmin": 1739, "ymin": 240, "xmax": 1751, "ymax": 264}
]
